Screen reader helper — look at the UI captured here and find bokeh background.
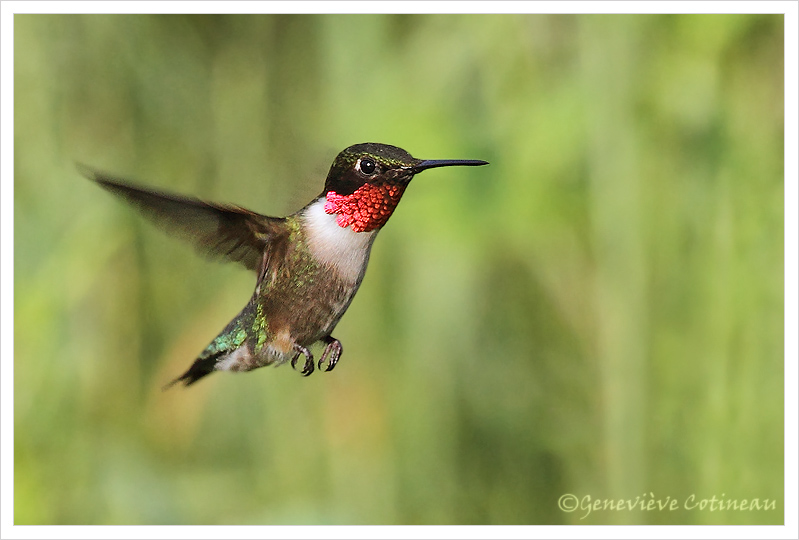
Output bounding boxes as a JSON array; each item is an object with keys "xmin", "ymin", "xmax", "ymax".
[{"xmin": 14, "ymin": 14, "xmax": 784, "ymax": 525}]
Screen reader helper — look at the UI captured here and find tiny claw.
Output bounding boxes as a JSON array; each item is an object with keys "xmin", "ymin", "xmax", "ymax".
[
  {"xmin": 301, "ymin": 357, "xmax": 315, "ymax": 377},
  {"xmin": 290, "ymin": 351, "xmax": 301, "ymax": 371},
  {"xmin": 291, "ymin": 344, "xmax": 314, "ymax": 376},
  {"xmin": 318, "ymin": 337, "xmax": 343, "ymax": 372}
]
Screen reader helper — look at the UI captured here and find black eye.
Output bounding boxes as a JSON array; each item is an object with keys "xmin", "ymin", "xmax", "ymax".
[{"xmin": 359, "ymin": 158, "xmax": 376, "ymax": 175}]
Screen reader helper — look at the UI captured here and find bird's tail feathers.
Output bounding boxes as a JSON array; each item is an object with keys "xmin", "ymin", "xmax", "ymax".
[{"xmin": 162, "ymin": 350, "xmax": 225, "ymax": 390}]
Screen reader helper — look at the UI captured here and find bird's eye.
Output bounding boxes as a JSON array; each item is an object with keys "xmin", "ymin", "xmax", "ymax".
[{"xmin": 359, "ymin": 158, "xmax": 376, "ymax": 175}]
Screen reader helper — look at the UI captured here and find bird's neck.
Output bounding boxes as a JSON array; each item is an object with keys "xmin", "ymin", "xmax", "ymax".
[{"xmin": 300, "ymin": 197, "xmax": 379, "ymax": 284}]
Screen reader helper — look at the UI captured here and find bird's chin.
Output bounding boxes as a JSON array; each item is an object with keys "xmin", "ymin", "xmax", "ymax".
[{"xmin": 385, "ymin": 168, "xmax": 415, "ymax": 184}]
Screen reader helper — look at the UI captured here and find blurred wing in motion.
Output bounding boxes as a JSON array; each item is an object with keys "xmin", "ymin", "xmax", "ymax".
[{"xmin": 80, "ymin": 164, "xmax": 285, "ymax": 273}]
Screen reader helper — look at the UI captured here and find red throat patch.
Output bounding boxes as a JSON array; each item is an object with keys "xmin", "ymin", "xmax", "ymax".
[{"xmin": 324, "ymin": 183, "xmax": 407, "ymax": 233}]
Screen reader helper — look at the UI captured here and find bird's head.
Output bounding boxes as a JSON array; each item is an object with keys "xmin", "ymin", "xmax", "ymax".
[{"xmin": 322, "ymin": 142, "xmax": 488, "ymax": 233}]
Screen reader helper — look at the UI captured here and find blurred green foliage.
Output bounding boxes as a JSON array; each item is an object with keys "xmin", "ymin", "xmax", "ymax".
[{"xmin": 14, "ymin": 14, "xmax": 783, "ymax": 525}]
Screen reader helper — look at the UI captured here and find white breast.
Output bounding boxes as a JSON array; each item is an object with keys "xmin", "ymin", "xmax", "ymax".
[{"xmin": 301, "ymin": 197, "xmax": 378, "ymax": 284}]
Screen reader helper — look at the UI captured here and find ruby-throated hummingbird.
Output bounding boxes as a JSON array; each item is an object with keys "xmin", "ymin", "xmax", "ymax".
[{"xmin": 84, "ymin": 143, "xmax": 488, "ymax": 387}]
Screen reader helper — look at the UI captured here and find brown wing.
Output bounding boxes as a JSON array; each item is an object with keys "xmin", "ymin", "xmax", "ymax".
[{"xmin": 81, "ymin": 164, "xmax": 286, "ymax": 273}]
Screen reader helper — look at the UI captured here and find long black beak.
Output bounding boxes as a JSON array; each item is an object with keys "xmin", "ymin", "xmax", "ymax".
[{"xmin": 411, "ymin": 159, "xmax": 489, "ymax": 173}]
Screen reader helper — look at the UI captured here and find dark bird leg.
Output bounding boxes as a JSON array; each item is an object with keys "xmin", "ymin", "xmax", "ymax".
[
  {"xmin": 318, "ymin": 336, "xmax": 343, "ymax": 372},
  {"xmin": 291, "ymin": 343, "xmax": 315, "ymax": 376}
]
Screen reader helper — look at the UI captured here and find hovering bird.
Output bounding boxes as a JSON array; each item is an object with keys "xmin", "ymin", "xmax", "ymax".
[{"xmin": 84, "ymin": 143, "xmax": 488, "ymax": 386}]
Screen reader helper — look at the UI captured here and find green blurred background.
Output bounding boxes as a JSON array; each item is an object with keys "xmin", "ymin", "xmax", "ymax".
[{"xmin": 13, "ymin": 14, "xmax": 784, "ymax": 525}]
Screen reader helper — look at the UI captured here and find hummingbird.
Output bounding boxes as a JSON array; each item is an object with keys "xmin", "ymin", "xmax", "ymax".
[{"xmin": 84, "ymin": 143, "xmax": 488, "ymax": 387}]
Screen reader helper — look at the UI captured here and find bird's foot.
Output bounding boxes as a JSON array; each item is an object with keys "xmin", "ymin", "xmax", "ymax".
[
  {"xmin": 318, "ymin": 337, "xmax": 343, "ymax": 372},
  {"xmin": 291, "ymin": 343, "xmax": 315, "ymax": 376}
]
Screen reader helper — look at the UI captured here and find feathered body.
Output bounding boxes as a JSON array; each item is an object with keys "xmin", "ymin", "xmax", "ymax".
[
  {"xmin": 85, "ymin": 143, "xmax": 487, "ymax": 386},
  {"xmin": 188, "ymin": 201, "xmax": 377, "ymax": 382}
]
